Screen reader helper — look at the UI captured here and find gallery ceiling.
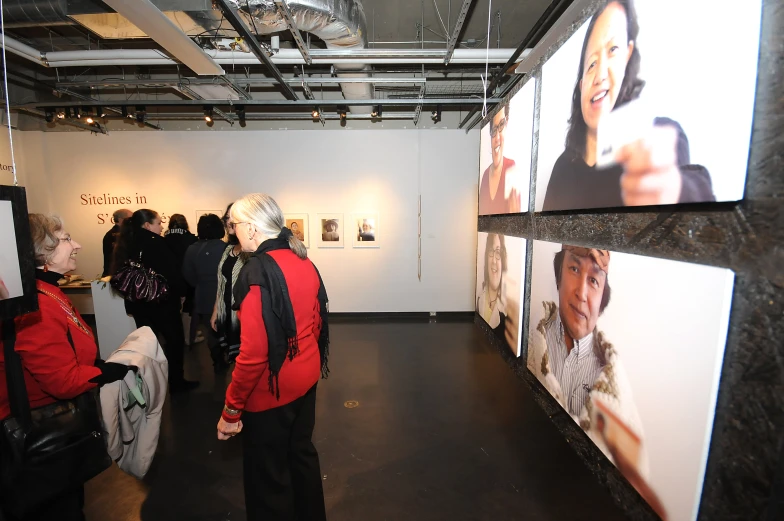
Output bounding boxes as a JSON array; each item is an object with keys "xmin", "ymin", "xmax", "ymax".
[{"xmin": 0, "ymin": 0, "xmax": 565, "ymax": 131}]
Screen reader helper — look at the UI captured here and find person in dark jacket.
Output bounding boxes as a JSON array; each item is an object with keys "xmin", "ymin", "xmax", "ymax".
[
  {"xmin": 1, "ymin": 214, "xmax": 129, "ymax": 521},
  {"xmin": 183, "ymin": 213, "xmax": 229, "ymax": 372},
  {"xmin": 102, "ymin": 208, "xmax": 132, "ymax": 276},
  {"xmin": 112, "ymin": 209, "xmax": 198, "ymax": 392},
  {"xmin": 542, "ymin": 0, "xmax": 714, "ymax": 211},
  {"xmin": 164, "ymin": 214, "xmax": 199, "ymax": 344}
]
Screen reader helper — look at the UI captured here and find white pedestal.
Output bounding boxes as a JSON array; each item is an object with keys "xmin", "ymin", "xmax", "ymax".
[{"xmin": 91, "ymin": 281, "xmax": 137, "ymax": 360}]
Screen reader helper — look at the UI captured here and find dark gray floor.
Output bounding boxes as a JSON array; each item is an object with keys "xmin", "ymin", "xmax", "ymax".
[{"xmin": 85, "ymin": 319, "xmax": 627, "ymax": 521}]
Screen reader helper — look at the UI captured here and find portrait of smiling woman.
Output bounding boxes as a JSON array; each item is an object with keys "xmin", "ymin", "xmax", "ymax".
[{"xmin": 540, "ymin": 0, "xmax": 717, "ymax": 211}]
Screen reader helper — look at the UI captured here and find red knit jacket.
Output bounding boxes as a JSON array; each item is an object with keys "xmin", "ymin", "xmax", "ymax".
[
  {"xmin": 0, "ymin": 280, "xmax": 101, "ymax": 420},
  {"xmin": 222, "ymin": 249, "xmax": 322, "ymax": 422}
]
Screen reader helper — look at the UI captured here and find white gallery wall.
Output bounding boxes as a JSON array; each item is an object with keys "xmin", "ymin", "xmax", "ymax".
[{"xmin": 13, "ymin": 129, "xmax": 479, "ymax": 313}]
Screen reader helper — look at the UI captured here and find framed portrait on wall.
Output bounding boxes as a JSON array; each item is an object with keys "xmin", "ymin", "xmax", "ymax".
[
  {"xmin": 317, "ymin": 213, "xmax": 343, "ymax": 248},
  {"xmin": 0, "ymin": 185, "xmax": 38, "ymax": 320},
  {"xmin": 194, "ymin": 209, "xmax": 225, "ymax": 226},
  {"xmin": 527, "ymin": 240, "xmax": 734, "ymax": 521},
  {"xmin": 352, "ymin": 214, "xmax": 379, "ymax": 248},
  {"xmin": 284, "ymin": 213, "xmax": 309, "ymax": 248}
]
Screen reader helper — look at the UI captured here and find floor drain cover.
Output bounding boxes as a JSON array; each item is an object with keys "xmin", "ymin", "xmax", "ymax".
[{"xmin": 344, "ymin": 400, "xmax": 359, "ymax": 409}]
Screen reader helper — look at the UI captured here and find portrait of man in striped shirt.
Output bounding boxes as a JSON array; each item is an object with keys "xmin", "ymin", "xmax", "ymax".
[{"xmin": 527, "ymin": 244, "xmax": 646, "ymax": 478}]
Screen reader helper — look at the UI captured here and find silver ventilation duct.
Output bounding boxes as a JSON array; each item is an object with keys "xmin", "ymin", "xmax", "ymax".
[
  {"xmin": 231, "ymin": 0, "xmax": 372, "ymax": 112},
  {"xmin": 1, "ymin": 0, "xmax": 71, "ymax": 27}
]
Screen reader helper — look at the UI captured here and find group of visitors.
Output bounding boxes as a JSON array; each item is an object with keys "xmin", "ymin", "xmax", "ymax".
[{"xmin": 0, "ymin": 193, "xmax": 330, "ymax": 521}]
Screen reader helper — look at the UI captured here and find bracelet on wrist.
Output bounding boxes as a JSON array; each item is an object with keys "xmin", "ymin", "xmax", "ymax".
[{"xmin": 223, "ymin": 404, "xmax": 241, "ymax": 416}]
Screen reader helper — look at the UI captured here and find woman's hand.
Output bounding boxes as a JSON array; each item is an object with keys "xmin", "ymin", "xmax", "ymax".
[
  {"xmin": 217, "ymin": 417, "xmax": 243, "ymax": 441},
  {"xmin": 0, "ymin": 278, "xmax": 9, "ymax": 300},
  {"xmin": 617, "ymin": 125, "xmax": 682, "ymax": 207}
]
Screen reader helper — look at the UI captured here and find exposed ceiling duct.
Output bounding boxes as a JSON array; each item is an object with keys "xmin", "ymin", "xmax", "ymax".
[{"xmin": 232, "ymin": 0, "xmax": 372, "ymax": 113}]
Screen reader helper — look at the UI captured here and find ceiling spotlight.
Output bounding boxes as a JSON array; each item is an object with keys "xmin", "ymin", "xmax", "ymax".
[
  {"xmin": 44, "ymin": 110, "xmax": 54, "ymax": 123},
  {"xmin": 97, "ymin": 106, "xmax": 105, "ymax": 118},
  {"xmin": 64, "ymin": 107, "xmax": 72, "ymax": 119},
  {"xmin": 431, "ymin": 105, "xmax": 442, "ymax": 123},
  {"xmin": 371, "ymin": 105, "xmax": 382, "ymax": 119},
  {"xmin": 56, "ymin": 110, "xmax": 65, "ymax": 120},
  {"xmin": 235, "ymin": 105, "xmax": 246, "ymax": 127},
  {"xmin": 338, "ymin": 106, "xmax": 347, "ymax": 121},
  {"xmin": 74, "ymin": 107, "xmax": 81, "ymax": 119},
  {"xmin": 121, "ymin": 106, "xmax": 128, "ymax": 118},
  {"xmin": 135, "ymin": 106, "xmax": 146, "ymax": 123},
  {"xmin": 203, "ymin": 105, "xmax": 213, "ymax": 124},
  {"xmin": 85, "ymin": 116, "xmax": 94, "ymax": 124},
  {"xmin": 311, "ymin": 108, "xmax": 320, "ymax": 119}
]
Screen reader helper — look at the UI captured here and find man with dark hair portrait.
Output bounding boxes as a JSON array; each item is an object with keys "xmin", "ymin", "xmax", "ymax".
[
  {"xmin": 478, "ymin": 103, "xmax": 522, "ymax": 215},
  {"xmin": 527, "ymin": 245, "xmax": 648, "ymax": 478}
]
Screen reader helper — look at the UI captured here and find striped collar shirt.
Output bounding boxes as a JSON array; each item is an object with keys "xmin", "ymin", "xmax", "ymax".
[{"xmin": 545, "ymin": 310, "xmax": 604, "ymax": 417}]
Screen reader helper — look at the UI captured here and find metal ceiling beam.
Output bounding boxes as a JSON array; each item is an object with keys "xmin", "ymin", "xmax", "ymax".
[
  {"xmin": 459, "ymin": 0, "xmax": 574, "ymax": 129},
  {"xmin": 214, "ymin": 0, "xmax": 299, "ymax": 101},
  {"xmin": 101, "ymin": 0, "xmax": 224, "ymax": 76},
  {"xmin": 23, "ymin": 98, "xmax": 500, "ymax": 109},
  {"xmin": 56, "ymin": 78, "xmax": 428, "ymax": 87},
  {"xmin": 17, "ymin": 108, "xmax": 109, "ymax": 134},
  {"xmin": 273, "ymin": 0, "xmax": 312, "ymax": 65},
  {"xmin": 444, "ymin": 0, "xmax": 476, "ymax": 65}
]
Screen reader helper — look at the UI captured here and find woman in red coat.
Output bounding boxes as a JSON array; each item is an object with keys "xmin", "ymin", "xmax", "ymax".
[
  {"xmin": 0, "ymin": 214, "xmax": 128, "ymax": 521},
  {"xmin": 216, "ymin": 193, "xmax": 330, "ymax": 521}
]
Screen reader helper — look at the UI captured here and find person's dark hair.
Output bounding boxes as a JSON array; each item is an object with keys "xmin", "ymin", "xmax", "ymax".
[
  {"xmin": 553, "ymin": 250, "xmax": 611, "ymax": 313},
  {"xmin": 111, "ymin": 209, "xmax": 159, "ymax": 274},
  {"xmin": 167, "ymin": 213, "xmax": 189, "ymax": 232},
  {"xmin": 564, "ymin": 0, "xmax": 644, "ymax": 157},
  {"xmin": 223, "ymin": 202, "xmax": 239, "ymax": 245},
  {"xmin": 197, "ymin": 213, "xmax": 225, "ymax": 240},
  {"xmin": 482, "ymin": 233, "xmax": 507, "ymax": 291}
]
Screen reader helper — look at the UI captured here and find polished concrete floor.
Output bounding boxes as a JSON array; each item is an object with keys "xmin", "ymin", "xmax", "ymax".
[{"xmin": 85, "ymin": 319, "xmax": 628, "ymax": 521}]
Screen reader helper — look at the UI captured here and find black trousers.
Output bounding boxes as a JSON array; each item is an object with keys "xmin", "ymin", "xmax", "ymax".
[
  {"xmin": 241, "ymin": 384, "xmax": 326, "ymax": 521},
  {"xmin": 132, "ymin": 306, "xmax": 185, "ymax": 384},
  {"xmin": 2, "ymin": 486, "xmax": 84, "ymax": 521}
]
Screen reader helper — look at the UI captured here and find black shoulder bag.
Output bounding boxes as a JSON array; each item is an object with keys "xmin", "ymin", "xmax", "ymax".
[{"xmin": 0, "ymin": 317, "xmax": 111, "ymax": 518}]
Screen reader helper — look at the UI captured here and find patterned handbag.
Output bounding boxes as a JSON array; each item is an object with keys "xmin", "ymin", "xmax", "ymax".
[{"xmin": 110, "ymin": 251, "xmax": 170, "ymax": 303}]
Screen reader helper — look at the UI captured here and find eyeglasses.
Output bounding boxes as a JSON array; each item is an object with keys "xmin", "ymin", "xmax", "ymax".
[
  {"xmin": 489, "ymin": 118, "xmax": 507, "ymax": 137},
  {"xmin": 488, "ymin": 248, "xmax": 504, "ymax": 261},
  {"xmin": 59, "ymin": 235, "xmax": 73, "ymax": 243},
  {"xmin": 228, "ymin": 221, "xmax": 249, "ymax": 228}
]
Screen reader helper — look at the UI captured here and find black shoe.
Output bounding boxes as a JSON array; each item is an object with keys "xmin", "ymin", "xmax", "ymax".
[{"xmin": 170, "ymin": 379, "xmax": 200, "ymax": 393}]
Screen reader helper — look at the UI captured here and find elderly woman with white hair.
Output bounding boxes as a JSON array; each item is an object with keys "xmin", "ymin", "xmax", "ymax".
[{"xmin": 216, "ymin": 193, "xmax": 330, "ymax": 521}]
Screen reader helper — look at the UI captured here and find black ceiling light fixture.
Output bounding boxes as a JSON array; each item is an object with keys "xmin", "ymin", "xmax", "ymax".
[
  {"xmin": 371, "ymin": 105, "xmax": 382, "ymax": 119},
  {"xmin": 44, "ymin": 109, "xmax": 54, "ymax": 123},
  {"xmin": 431, "ymin": 105, "xmax": 442, "ymax": 123},
  {"xmin": 337, "ymin": 105, "xmax": 347, "ymax": 126},
  {"xmin": 84, "ymin": 108, "xmax": 94, "ymax": 124},
  {"xmin": 311, "ymin": 107, "xmax": 320, "ymax": 119},
  {"xmin": 97, "ymin": 106, "xmax": 106, "ymax": 118},
  {"xmin": 121, "ymin": 106, "xmax": 128, "ymax": 118},
  {"xmin": 56, "ymin": 110, "xmax": 65, "ymax": 120},
  {"xmin": 203, "ymin": 105, "xmax": 213, "ymax": 126},
  {"xmin": 235, "ymin": 105, "xmax": 246, "ymax": 127},
  {"xmin": 64, "ymin": 107, "xmax": 72, "ymax": 119},
  {"xmin": 135, "ymin": 105, "xmax": 146, "ymax": 123},
  {"xmin": 74, "ymin": 106, "xmax": 81, "ymax": 119}
]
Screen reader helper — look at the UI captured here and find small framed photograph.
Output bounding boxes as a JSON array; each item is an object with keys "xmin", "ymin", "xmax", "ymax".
[
  {"xmin": 195, "ymin": 209, "xmax": 226, "ymax": 224},
  {"xmin": 284, "ymin": 213, "xmax": 309, "ymax": 248},
  {"xmin": 317, "ymin": 214, "xmax": 343, "ymax": 248},
  {"xmin": 352, "ymin": 214, "xmax": 379, "ymax": 248},
  {"xmin": 0, "ymin": 185, "xmax": 39, "ymax": 320}
]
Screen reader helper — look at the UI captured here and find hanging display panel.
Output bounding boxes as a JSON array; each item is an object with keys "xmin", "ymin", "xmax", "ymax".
[
  {"xmin": 534, "ymin": 0, "xmax": 762, "ymax": 212},
  {"xmin": 475, "ymin": 232, "xmax": 526, "ymax": 356},
  {"xmin": 527, "ymin": 239, "xmax": 735, "ymax": 521},
  {"xmin": 478, "ymin": 78, "xmax": 536, "ymax": 215}
]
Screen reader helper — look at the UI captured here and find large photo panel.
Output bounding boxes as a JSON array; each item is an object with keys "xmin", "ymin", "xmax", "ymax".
[
  {"xmin": 475, "ymin": 232, "xmax": 526, "ymax": 357},
  {"xmin": 478, "ymin": 78, "xmax": 536, "ymax": 215},
  {"xmin": 527, "ymin": 240, "xmax": 734, "ymax": 521},
  {"xmin": 535, "ymin": 0, "xmax": 762, "ymax": 212}
]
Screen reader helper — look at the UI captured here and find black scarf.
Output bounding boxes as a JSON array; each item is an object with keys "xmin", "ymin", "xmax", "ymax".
[{"xmin": 233, "ymin": 227, "xmax": 330, "ymax": 399}]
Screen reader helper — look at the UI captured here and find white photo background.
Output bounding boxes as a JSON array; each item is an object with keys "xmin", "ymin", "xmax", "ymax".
[
  {"xmin": 0, "ymin": 201, "xmax": 23, "ymax": 299},
  {"xmin": 528, "ymin": 240, "xmax": 734, "ymax": 521},
  {"xmin": 478, "ymin": 79, "xmax": 536, "ymax": 215},
  {"xmin": 475, "ymin": 232, "xmax": 526, "ymax": 356},
  {"xmin": 535, "ymin": 0, "xmax": 762, "ymax": 211}
]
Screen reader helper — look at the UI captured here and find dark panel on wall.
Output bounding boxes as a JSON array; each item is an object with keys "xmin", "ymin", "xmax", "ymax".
[{"xmin": 476, "ymin": 0, "xmax": 783, "ymax": 519}]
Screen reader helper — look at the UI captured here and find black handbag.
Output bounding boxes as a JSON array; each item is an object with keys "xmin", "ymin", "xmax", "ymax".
[
  {"xmin": 110, "ymin": 251, "xmax": 170, "ymax": 303},
  {"xmin": 0, "ymin": 318, "xmax": 112, "ymax": 518}
]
